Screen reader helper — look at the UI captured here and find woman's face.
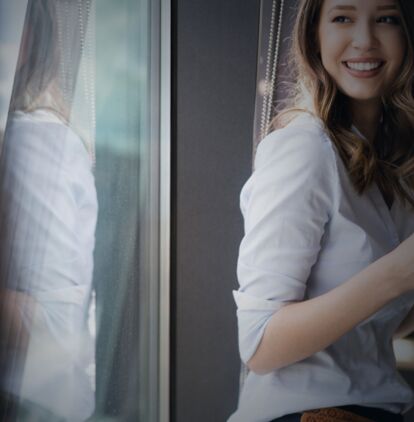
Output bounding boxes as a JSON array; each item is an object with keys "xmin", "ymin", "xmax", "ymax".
[{"xmin": 317, "ymin": 0, "xmax": 406, "ymax": 109}]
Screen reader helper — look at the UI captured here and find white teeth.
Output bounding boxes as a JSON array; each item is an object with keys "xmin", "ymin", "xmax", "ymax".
[{"xmin": 346, "ymin": 61, "xmax": 382, "ymax": 71}]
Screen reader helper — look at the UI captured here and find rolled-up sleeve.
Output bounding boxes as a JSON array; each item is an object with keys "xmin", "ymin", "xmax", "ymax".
[{"xmin": 235, "ymin": 122, "xmax": 338, "ymax": 363}]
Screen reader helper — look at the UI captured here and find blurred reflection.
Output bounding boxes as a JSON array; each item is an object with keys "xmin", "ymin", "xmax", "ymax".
[
  {"xmin": 0, "ymin": 1, "xmax": 27, "ymax": 148},
  {"xmin": 0, "ymin": 1, "xmax": 97, "ymax": 421}
]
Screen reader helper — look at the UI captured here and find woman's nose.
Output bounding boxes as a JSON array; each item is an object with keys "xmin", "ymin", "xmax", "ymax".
[{"xmin": 351, "ymin": 23, "xmax": 378, "ymax": 51}]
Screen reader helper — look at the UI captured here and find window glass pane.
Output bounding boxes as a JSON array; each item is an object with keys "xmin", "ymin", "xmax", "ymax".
[
  {"xmin": 0, "ymin": 0, "xmax": 166, "ymax": 420},
  {"xmin": 93, "ymin": 0, "xmax": 162, "ymax": 420}
]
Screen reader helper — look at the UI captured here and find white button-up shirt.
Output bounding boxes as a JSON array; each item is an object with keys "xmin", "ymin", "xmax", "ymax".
[
  {"xmin": 0, "ymin": 110, "xmax": 97, "ymax": 421},
  {"xmin": 229, "ymin": 113, "xmax": 414, "ymax": 422}
]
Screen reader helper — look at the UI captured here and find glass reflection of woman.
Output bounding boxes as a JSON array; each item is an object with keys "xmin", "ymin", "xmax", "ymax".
[
  {"xmin": 0, "ymin": 1, "xmax": 96, "ymax": 421},
  {"xmin": 230, "ymin": 1, "xmax": 414, "ymax": 421}
]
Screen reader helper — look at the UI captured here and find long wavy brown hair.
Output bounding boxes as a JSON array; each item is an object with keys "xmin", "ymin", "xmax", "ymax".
[
  {"xmin": 9, "ymin": 0, "xmax": 69, "ymax": 122},
  {"xmin": 272, "ymin": 0, "xmax": 414, "ymax": 207}
]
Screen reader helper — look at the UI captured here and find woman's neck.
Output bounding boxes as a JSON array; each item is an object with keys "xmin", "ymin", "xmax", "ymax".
[{"xmin": 350, "ymin": 99, "xmax": 382, "ymax": 142}]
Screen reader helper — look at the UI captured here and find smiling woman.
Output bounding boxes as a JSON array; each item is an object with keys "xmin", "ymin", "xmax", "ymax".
[
  {"xmin": 230, "ymin": 0, "xmax": 414, "ymax": 421},
  {"xmin": 318, "ymin": 0, "xmax": 406, "ymax": 143}
]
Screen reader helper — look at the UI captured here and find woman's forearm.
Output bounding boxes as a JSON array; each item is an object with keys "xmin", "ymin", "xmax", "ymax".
[
  {"xmin": 247, "ymin": 253, "xmax": 406, "ymax": 374},
  {"xmin": 0, "ymin": 289, "xmax": 34, "ymax": 351}
]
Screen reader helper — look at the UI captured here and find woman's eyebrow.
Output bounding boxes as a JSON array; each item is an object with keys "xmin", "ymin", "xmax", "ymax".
[
  {"xmin": 377, "ymin": 5, "xmax": 398, "ymax": 11},
  {"xmin": 328, "ymin": 4, "xmax": 398, "ymax": 13},
  {"xmin": 328, "ymin": 6, "xmax": 356, "ymax": 13}
]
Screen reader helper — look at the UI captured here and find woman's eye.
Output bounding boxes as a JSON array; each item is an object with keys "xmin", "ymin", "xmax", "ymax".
[
  {"xmin": 377, "ymin": 16, "xmax": 401, "ymax": 25},
  {"xmin": 332, "ymin": 16, "xmax": 351, "ymax": 23}
]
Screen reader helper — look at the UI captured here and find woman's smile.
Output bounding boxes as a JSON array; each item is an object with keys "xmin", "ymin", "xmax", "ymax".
[{"xmin": 342, "ymin": 58, "xmax": 385, "ymax": 78}]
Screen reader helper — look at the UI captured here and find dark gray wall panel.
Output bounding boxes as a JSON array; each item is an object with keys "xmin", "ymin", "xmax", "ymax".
[{"xmin": 173, "ymin": 0, "xmax": 260, "ymax": 421}]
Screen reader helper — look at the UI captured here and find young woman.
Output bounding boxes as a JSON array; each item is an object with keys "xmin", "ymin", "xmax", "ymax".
[{"xmin": 230, "ymin": 0, "xmax": 414, "ymax": 421}]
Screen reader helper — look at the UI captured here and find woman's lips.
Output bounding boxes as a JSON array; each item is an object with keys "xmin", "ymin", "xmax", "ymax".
[{"xmin": 342, "ymin": 60, "xmax": 385, "ymax": 78}]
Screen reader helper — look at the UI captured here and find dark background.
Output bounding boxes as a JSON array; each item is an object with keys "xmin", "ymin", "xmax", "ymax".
[{"xmin": 171, "ymin": 0, "xmax": 260, "ymax": 420}]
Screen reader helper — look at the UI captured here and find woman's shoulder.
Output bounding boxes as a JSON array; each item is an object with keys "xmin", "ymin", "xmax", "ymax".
[
  {"xmin": 8, "ymin": 110, "xmax": 81, "ymax": 143},
  {"xmin": 254, "ymin": 112, "xmax": 334, "ymax": 171},
  {"xmin": 5, "ymin": 110, "xmax": 91, "ymax": 170}
]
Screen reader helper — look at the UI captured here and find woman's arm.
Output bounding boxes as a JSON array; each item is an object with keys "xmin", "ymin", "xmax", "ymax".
[
  {"xmin": 248, "ymin": 235, "xmax": 414, "ymax": 374},
  {"xmin": 0, "ymin": 288, "xmax": 35, "ymax": 351},
  {"xmin": 238, "ymin": 122, "xmax": 414, "ymax": 375}
]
